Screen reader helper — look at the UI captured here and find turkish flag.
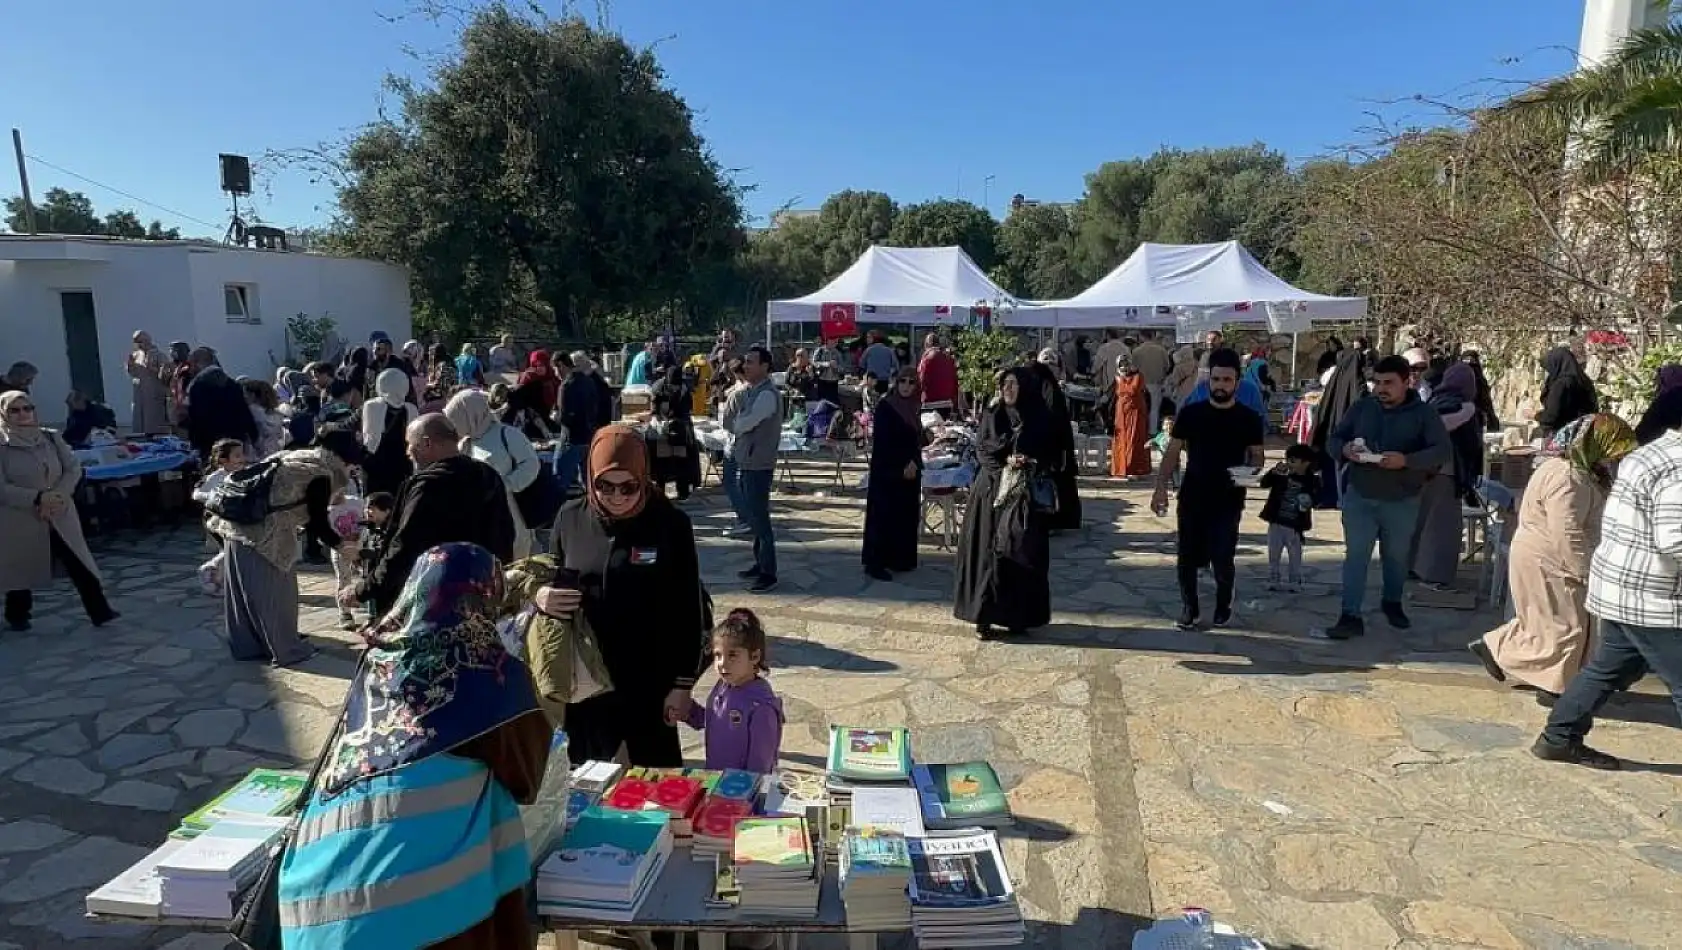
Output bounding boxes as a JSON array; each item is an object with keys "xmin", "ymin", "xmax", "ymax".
[
  {"xmin": 1233, "ymin": 301, "xmax": 1252, "ymax": 312},
  {"xmin": 820, "ymin": 302, "xmax": 857, "ymax": 340}
]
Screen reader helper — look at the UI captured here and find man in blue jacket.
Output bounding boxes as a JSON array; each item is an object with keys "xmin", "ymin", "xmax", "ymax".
[{"xmin": 1325, "ymin": 354, "xmax": 1450, "ymax": 639}]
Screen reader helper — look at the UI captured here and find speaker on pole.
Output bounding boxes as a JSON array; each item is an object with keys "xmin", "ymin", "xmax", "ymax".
[{"xmin": 219, "ymin": 153, "xmax": 251, "ymax": 196}]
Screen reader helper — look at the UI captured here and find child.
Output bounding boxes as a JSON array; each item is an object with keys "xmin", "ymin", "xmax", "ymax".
[
  {"xmin": 192, "ymin": 439, "xmax": 245, "ymax": 595},
  {"xmin": 1149, "ymin": 417, "xmax": 1179, "ymax": 489},
  {"xmin": 1259, "ymin": 444, "xmax": 1321, "ymax": 591},
  {"xmin": 683, "ymin": 608, "xmax": 784, "ymax": 774},
  {"xmin": 357, "ymin": 492, "xmax": 395, "ymax": 567}
]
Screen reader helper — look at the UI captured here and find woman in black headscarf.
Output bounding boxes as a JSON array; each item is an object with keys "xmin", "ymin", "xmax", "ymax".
[
  {"xmin": 1315, "ymin": 336, "xmax": 1343, "ymax": 376},
  {"xmin": 1459, "ymin": 350, "xmax": 1501, "ymax": 432},
  {"xmin": 1030, "ymin": 351, "xmax": 1082, "ymax": 530},
  {"xmin": 340, "ymin": 345, "xmax": 371, "ymax": 399},
  {"xmin": 648, "ymin": 364, "xmax": 699, "ymax": 500},
  {"xmin": 1535, "ymin": 346, "xmax": 1598, "ymax": 438},
  {"xmin": 862, "ymin": 367, "xmax": 927, "ymax": 581},
  {"xmin": 953, "ymin": 367, "xmax": 1053, "ymax": 640},
  {"xmin": 1309, "ymin": 348, "xmax": 1366, "ymax": 509}
]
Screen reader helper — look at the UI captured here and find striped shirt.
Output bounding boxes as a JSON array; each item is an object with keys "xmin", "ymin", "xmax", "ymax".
[{"xmin": 1587, "ymin": 429, "xmax": 1682, "ymax": 628}]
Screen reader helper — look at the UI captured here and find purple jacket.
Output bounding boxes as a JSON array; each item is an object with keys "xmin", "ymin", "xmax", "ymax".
[{"xmin": 685, "ymin": 677, "xmax": 784, "ymax": 773}]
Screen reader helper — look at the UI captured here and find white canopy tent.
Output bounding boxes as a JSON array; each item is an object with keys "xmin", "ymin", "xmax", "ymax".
[
  {"xmin": 765, "ymin": 245, "xmax": 1019, "ymax": 335},
  {"xmin": 1014, "ymin": 241, "xmax": 1367, "ymax": 331}
]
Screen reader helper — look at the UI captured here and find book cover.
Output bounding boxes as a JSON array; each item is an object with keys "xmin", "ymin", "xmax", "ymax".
[
  {"xmin": 692, "ymin": 797, "xmax": 754, "ymax": 840},
  {"xmin": 844, "ymin": 826, "xmax": 911, "ymax": 874},
  {"xmin": 178, "ymin": 769, "xmax": 307, "ymax": 834},
  {"xmin": 157, "ymin": 817, "xmax": 289, "ymax": 877},
  {"xmin": 545, "ymin": 807, "xmax": 670, "ymax": 887},
  {"xmin": 907, "ymin": 833, "xmax": 1015, "ymax": 907},
  {"xmin": 710, "ymin": 768, "xmax": 760, "ymax": 803},
  {"xmin": 732, "ymin": 817, "xmax": 813, "ymax": 868},
  {"xmin": 604, "ymin": 768, "xmax": 713, "ymax": 820},
  {"xmin": 912, "ymin": 762, "xmax": 1009, "ymax": 819},
  {"xmin": 851, "ymin": 786, "xmax": 925, "ymax": 836},
  {"xmin": 827, "ymin": 725, "xmax": 911, "ymax": 780}
]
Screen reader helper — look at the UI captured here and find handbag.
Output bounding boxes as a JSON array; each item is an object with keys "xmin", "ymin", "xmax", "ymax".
[
  {"xmin": 231, "ymin": 656, "xmax": 361, "ymax": 950},
  {"xmin": 1028, "ymin": 474, "xmax": 1059, "ymax": 514}
]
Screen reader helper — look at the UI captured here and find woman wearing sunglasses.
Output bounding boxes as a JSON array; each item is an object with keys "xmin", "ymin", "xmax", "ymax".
[
  {"xmin": 533, "ymin": 424, "xmax": 708, "ymax": 767},
  {"xmin": 0, "ymin": 390, "xmax": 116, "ymax": 631}
]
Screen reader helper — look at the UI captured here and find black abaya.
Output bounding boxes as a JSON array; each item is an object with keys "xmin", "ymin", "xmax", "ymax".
[
  {"xmin": 1309, "ymin": 349, "xmax": 1366, "ymax": 509},
  {"xmin": 953, "ymin": 386, "xmax": 1053, "ymax": 632},
  {"xmin": 862, "ymin": 403, "xmax": 923, "ymax": 573},
  {"xmin": 1031, "ymin": 363, "xmax": 1082, "ymax": 530}
]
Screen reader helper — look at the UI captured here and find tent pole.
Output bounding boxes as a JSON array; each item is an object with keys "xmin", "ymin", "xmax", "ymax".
[{"xmin": 1291, "ymin": 331, "xmax": 1299, "ymax": 389}]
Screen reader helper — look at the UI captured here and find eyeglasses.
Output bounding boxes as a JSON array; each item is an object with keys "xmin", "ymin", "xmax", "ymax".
[{"xmin": 592, "ymin": 478, "xmax": 641, "ymax": 498}]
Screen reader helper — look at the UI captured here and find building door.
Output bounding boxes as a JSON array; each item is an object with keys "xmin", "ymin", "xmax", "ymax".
[{"xmin": 59, "ymin": 291, "xmax": 104, "ymax": 403}]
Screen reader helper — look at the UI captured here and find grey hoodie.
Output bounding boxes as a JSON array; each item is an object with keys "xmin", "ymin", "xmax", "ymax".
[{"xmin": 1326, "ymin": 391, "xmax": 1451, "ymax": 501}]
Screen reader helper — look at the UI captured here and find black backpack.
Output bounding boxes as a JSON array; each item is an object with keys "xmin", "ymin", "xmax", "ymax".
[{"xmin": 204, "ymin": 457, "xmax": 303, "ymax": 525}]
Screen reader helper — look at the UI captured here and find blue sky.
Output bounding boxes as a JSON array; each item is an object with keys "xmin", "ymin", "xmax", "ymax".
[{"xmin": 2, "ymin": 0, "xmax": 1586, "ymax": 236}]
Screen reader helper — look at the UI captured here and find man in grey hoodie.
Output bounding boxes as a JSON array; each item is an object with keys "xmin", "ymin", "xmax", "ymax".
[{"xmin": 1325, "ymin": 354, "xmax": 1450, "ymax": 639}]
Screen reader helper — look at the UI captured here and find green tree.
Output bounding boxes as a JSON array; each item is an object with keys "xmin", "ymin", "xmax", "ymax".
[
  {"xmin": 994, "ymin": 202, "xmax": 1081, "ymax": 299},
  {"xmin": 812, "ymin": 190, "xmax": 897, "ymax": 277},
  {"xmin": 334, "ymin": 5, "xmax": 744, "ymax": 340},
  {"xmin": 887, "ymin": 199, "xmax": 998, "ymax": 271},
  {"xmin": 4, "ymin": 187, "xmax": 179, "ymax": 239}
]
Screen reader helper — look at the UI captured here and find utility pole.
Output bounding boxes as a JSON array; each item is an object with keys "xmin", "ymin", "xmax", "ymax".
[
  {"xmin": 11, "ymin": 129, "xmax": 37, "ymax": 234},
  {"xmin": 983, "ymin": 174, "xmax": 996, "ymax": 211}
]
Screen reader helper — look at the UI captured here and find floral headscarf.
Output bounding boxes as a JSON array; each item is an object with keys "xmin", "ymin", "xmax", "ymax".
[
  {"xmin": 322, "ymin": 543, "xmax": 541, "ymax": 796},
  {"xmin": 1545, "ymin": 413, "xmax": 1637, "ymax": 485}
]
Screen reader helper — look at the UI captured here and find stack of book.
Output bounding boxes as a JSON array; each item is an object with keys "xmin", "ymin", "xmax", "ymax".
[
  {"xmin": 156, "ymin": 817, "xmax": 290, "ymax": 919},
  {"xmin": 907, "ymin": 831, "xmax": 1024, "ymax": 948},
  {"xmin": 826, "ymin": 725, "xmax": 913, "ymax": 803},
  {"xmin": 839, "ymin": 825, "xmax": 913, "ymax": 930},
  {"xmin": 173, "ymin": 768, "xmax": 307, "ymax": 839},
  {"xmin": 86, "ymin": 839, "xmax": 188, "ymax": 918},
  {"xmin": 911, "ymin": 762, "xmax": 1014, "ymax": 830},
  {"xmin": 732, "ymin": 816, "xmax": 819, "ymax": 918},
  {"xmin": 536, "ymin": 807, "xmax": 672, "ymax": 922},
  {"xmin": 601, "ymin": 767, "xmax": 715, "ymax": 843},
  {"xmin": 690, "ymin": 769, "xmax": 763, "ymax": 861}
]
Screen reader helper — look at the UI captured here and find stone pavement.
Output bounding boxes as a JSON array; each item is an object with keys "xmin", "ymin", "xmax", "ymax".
[{"xmin": 1, "ymin": 462, "xmax": 1680, "ymax": 949}]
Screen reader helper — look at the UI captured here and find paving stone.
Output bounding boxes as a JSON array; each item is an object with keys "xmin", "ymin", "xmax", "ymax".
[
  {"xmin": 199, "ymin": 748, "xmax": 262, "ymax": 775},
  {"xmin": 94, "ymin": 780, "xmax": 180, "ymax": 811},
  {"xmin": 94, "ymin": 702, "xmax": 172, "ymax": 741},
  {"xmin": 0, "ymin": 750, "xmax": 29, "ymax": 776},
  {"xmin": 173, "ymin": 709, "xmax": 245, "ymax": 747},
  {"xmin": 223, "ymin": 681, "xmax": 274, "ymax": 710},
  {"xmin": 903, "ymin": 681, "xmax": 989, "ymax": 724},
  {"xmin": 1402, "ymin": 900, "xmax": 1524, "ymax": 950},
  {"xmin": 0, "ymin": 820, "xmax": 72, "ymax": 854},
  {"xmin": 1271, "ymin": 832, "xmax": 1408, "ymax": 896},
  {"xmin": 97, "ymin": 733, "xmax": 175, "ymax": 771},
  {"xmin": 237, "ymin": 702, "xmax": 333, "ymax": 758},
  {"xmin": 131, "ymin": 644, "xmax": 193, "ymax": 666},
  {"xmin": 121, "ymin": 748, "xmax": 200, "ymax": 776},
  {"xmin": 1000, "ymin": 704, "xmax": 1092, "ymax": 776},
  {"xmin": 19, "ymin": 723, "xmax": 89, "ymax": 757},
  {"xmin": 11, "ymin": 757, "xmax": 104, "ymax": 796},
  {"xmin": 0, "ymin": 722, "xmax": 54, "ymax": 741},
  {"xmin": 0, "ymin": 835, "xmax": 148, "ymax": 903}
]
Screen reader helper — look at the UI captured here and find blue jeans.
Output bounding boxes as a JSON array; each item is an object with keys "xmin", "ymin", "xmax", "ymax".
[
  {"xmin": 738, "ymin": 468, "xmax": 777, "ymax": 579},
  {"xmin": 721, "ymin": 457, "xmax": 745, "ymax": 525},
  {"xmin": 1339, "ymin": 487, "xmax": 1421, "ymax": 616},
  {"xmin": 555, "ymin": 445, "xmax": 582, "ymax": 495},
  {"xmin": 1544, "ymin": 618, "xmax": 1682, "ymax": 746}
]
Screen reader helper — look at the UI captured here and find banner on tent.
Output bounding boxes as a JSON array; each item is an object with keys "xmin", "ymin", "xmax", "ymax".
[
  {"xmin": 1174, "ymin": 307, "xmax": 1224, "ymax": 344},
  {"xmin": 1264, "ymin": 300, "xmax": 1314, "ymax": 333},
  {"xmin": 820, "ymin": 302, "xmax": 857, "ymax": 339}
]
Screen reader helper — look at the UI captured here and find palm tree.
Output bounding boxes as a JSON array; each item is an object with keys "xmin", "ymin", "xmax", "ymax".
[{"xmin": 1500, "ymin": 16, "xmax": 1682, "ymax": 178}]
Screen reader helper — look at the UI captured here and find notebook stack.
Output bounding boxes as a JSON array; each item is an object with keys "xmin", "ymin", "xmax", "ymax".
[
  {"xmin": 86, "ymin": 839, "xmax": 188, "ymax": 918},
  {"xmin": 826, "ymin": 726, "xmax": 914, "ymax": 803},
  {"xmin": 691, "ymin": 769, "xmax": 763, "ymax": 861},
  {"xmin": 907, "ymin": 831, "xmax": 1024, "ymax": 948},
  {"xmin": 536, "ymin": 807, "xmax": 673, "ymax": 922},
  {"xmin": 911, "ymin": 762, "xmax": 1015, "ymax": 830},
  {"xmin": 561, "ymin": 760, "xmax": 623, "ymax": 833},
  {"xmin": 732, "ymin": 816, "xmax": 819, "ymax": 918},
  {"xmin": 173, "ymin": 768, "xmax": 307, "ymax": 839},
  {"xmin": 156, "ymin": 817, "xmax": 290, "ymax": 919},
  {"xmin": 839, "ymin": 826, "xmax": 913, "ymax": 930}
]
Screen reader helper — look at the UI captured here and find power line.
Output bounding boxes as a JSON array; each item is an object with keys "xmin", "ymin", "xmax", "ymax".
[{"xmin": 20, "ymin": 153, "xmax": 226, "ymax": 231}]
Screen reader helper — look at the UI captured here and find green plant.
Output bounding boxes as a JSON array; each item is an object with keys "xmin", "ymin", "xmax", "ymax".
[
  {"xmin": 953, "ymin": 326, "xmax": 1023, "ymax": 401},
  {"xmin": 1601, "ymin": 340, "xmax": 1682, "ymax": 417},
  {"xmin": 286, "ymin": 312, "xmax": 337, "ymax": 364}
]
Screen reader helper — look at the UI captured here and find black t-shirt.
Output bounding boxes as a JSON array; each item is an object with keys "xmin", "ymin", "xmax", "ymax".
[{"xmin": 1173, "ymin": 399, "xmax": 1265, "ymax": 498}]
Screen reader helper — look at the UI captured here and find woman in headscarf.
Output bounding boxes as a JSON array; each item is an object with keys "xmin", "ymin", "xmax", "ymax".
[
  {"xmin": 862, "ymin": 367, "xmax": 927, "ymax": 581},
  {"xmin": 533, "ymin": 426, "xmax": 706, "ymax": 767},
  {"xmin": 126, "ymin": 331, "xmax": 173, "ymax": 435},
  {"xmin": 358, "ymin": 368, "xmax": 420, "ymax": 496},
  {"xmin": 1535, "ymin": 346, "xmax": 1598, "ymax": 437},
  {"xmin": 1459, "ymin": 350, "xmax": 1501, "ymax": 432},
  {"xmin": 445, "ymin": 389, "xmax": 541, "ymax": 559},
  {"xmin": 278, "ymin": 542, "xmax": 551, "ymax": 950},
  {"xmin": 168, "ymin": 340, "xmax": 195, "ymax": 427},
  {"xmin": 1309, "ymin": 347, "xmax": 1367, "ymax": 509},
  {"xmin": 1410, "ymin": 361, "xmax": 1485, "ymax": 590},
  {"xmin": 208, "ymin": 426, "xmax": 363, "ymax": 666},
  {"xmin": 953, "ymin": 367, "xmax": 1054, "ymax": 640},
  {"xmin": 1109, "ymin": 353, "xmax": 1152, "ymax": 478},
  {"xmin": 1471, "ymin": 415, "xmax": 1638, "ymax": 702},
  {"xmin": 1634, "ymin": 363, "xmax": 1682, "ymax": 445},
  {"xmin": 1030, "ymin": 349, "xmax": 1082, "ymax": 530},
  {"xmin": 1243, "ymin": 352, "xmax": 1277, "ymax": 405},
  {"xmin": 339, "ymin": 345, "xmax": 371, "ymax": 399},
  {"xmin": 503, "ymin": 350, "xmax": 562, "ymax": 441},
  {"xmin": 648, "ymin": 364, "xmax": 699, "ymax": 500},
  {"xmin": 243, "ymin": 378, "xmax": 286, "ymax": 457},
  {"xmin": 455, "ymin": 344, "xmax": 486, "ymax": 388},
  {"xmin": 1315, "ymin": 336, "xmax": 1343, "ymax": 376},
  {"xmin": 1168, "ymin": 345, "xmax": 1200, "ymax": 408},
  {"xmin": 517, "ymin": 350, "xmax": 562, "ymax": 415},
  {"xmin": 0, "ymin": 391, "xmax": 114, "ymax": 631}
]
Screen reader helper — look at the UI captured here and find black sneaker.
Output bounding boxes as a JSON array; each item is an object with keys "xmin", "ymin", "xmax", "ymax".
[
  {"xmin": 1325, "ymin": 614, "xmax": 1365, "ymax": 640},
  {"xmin": 747, "ymin": 576, "xmax": 779, "ymax": 594},
  {"xmin": 736, "ymin": 567, "xmax": 762, "ymax": 580},
  {"xmin": 975, "ymin": 624, "xmax": 996, "ymax": 641},
  {"xmin": 1211, "ymin": 607, "xmax": 1232, "ymax": 628},
  {"xmin": 1467, "ymin": 638, "xmax": 1506, "ymax": 682},
  {"xmin": 1530, "ymin": 736, "xmax": 1620, "ymax": 770},
  {"xmin": 1175, "ymin": 608, "xmax": 1199, "ymax": 631},
  {"xmin": 1381, "ymin": 600, "xmax": 1411, "ymax": 629}
]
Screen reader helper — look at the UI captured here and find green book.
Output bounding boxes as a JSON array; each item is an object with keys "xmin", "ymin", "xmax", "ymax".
[
  {"xmin": 911, "ymin": 762, "xmax": 1012, "ymax": 826},
  {"xmin": 827, "ymin": 725, "xmax": 912, "ymax": 782},
  {"xmin": 177, "ymin": 768, "xmax": 308, "ymax": 837}
]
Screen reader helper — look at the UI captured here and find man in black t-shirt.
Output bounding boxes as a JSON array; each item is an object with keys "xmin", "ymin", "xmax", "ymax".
[{"xmin": 1152, "ymin": 347, "xmax": 1265, "ymax": 630}]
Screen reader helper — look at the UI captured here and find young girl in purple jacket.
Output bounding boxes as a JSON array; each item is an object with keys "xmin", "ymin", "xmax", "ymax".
[{"xmin": 683, "ymin": 608, "xmax": 784, "ymax": 773}]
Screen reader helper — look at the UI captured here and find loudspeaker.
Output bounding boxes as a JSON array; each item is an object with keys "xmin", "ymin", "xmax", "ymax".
[{"xmin": 219, "ymin": 153, "xmax": 251, "ymax": 196}]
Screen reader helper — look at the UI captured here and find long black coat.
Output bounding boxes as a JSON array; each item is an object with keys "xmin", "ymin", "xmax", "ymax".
[
  {"xmin": 862, "ymin": 403, "xmax": 923, "ymax": 573},
  {"xmin": 1030, "ymin": 363, "xmax": 1082, "ymax": 530},
  {"xmin": 952, "ymin": 396, "xmax": 1052, "ymax": 631}
]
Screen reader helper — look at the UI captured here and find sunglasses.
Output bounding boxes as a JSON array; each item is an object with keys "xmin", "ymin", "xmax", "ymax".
[{"xmin": 592, "ymin": 478, "xmax": 641, "ymax": 498}]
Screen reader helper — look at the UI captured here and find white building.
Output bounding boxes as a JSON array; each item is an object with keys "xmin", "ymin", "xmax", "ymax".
[{"xmin": 0, "ymin": 236, "xmax": 411, "ymax": 425}]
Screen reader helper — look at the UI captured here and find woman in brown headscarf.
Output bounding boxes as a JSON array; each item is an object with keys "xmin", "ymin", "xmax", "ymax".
[
  {"xmin": 1109, "ymin": 353, "xmax": 1152, "ymax": 478},
  {"xmin": 533, "ymin": 425, "xmax": 708, "ymax": 766},
  {"xmin": 862, "ymin": 367, "xmax": 928, "ymax": 581}
]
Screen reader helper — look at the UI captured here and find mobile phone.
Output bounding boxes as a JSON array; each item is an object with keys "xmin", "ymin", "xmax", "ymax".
[{"xmin": 555, "ymin": 568, "xmax": 582, "ymax": 590}]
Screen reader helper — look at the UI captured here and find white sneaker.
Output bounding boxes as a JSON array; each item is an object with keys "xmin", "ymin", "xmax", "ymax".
[{"xmin": 724, "ymin": 523, "xmax": 752, "ymax": 537}]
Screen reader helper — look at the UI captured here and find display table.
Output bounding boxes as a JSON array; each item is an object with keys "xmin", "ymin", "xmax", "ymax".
[
  {"xmin": 82, "ymin": 451, "xmax": 194, "ymax": 481},
  {"xmin": 543, "ymin": 856, "xmax": 880, "ymax": 950}
]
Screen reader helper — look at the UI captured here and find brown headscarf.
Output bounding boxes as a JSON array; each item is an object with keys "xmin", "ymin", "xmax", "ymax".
[
  {"xmin": 882, "ymin": 367, "xmax": 922, "ymax": 430},
  {"xmin": 587, "ymin": 424, "xmax": 650, "ymax": 520}
]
